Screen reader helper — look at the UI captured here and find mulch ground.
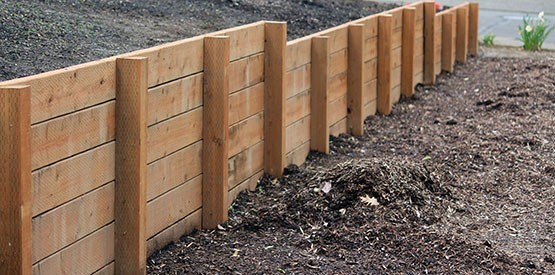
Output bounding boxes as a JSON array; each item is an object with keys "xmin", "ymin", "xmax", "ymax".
[{"xmin": 147, "ymin": 55, "xmax": 555, "ymax": 274}]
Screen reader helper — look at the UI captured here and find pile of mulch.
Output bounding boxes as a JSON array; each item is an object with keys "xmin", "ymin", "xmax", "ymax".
[
  {"xmin": 148, "ymin": 54, "xmax": 555, "ymax": 274},
  {"xmin": 0, "ymin": 0, "xmax": 398, "ymax": 81}
]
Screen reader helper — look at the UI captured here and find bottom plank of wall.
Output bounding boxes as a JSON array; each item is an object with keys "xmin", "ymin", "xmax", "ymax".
[
  {"xmin": 286, "ymin": 140, "xmax": 310, "ymax": 167},
  {"xmin": 228, "ymin": 170, "xmax": 264, "ymax": 207},
  {"xmin": 330, "ymin": 118, "xmax": 347, "ymax": 137},
  {"xmin": 147, "ymin": 209, "xmax": 202, "ymax": 256}
]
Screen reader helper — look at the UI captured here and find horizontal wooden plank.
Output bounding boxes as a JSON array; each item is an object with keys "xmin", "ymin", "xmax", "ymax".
[
  {"xmin": 147, "ymin": 175, "xmax": 202, "ymax": 238},
  {"xmin": 360, "ymin": 16, "xmax": 378, "ymax": 39},
  {"xmin": 389, "ymin": 8, "xmax": 404, "ymax": 30},
  {"xmin": 229, "ymin": 82, "xmax": 265, "ymax": 126},
  {"xmin": 147, "ymin": 140, "xmax": 202, "ymax": 201},
  {"xmin": 213, "ymin": 22, "xmax": 265, "ymax": 61},
  {"xmin": 228, "ymin": 141, "xmax": 264, "ymax": 190},
  {"xmin": 392, "ymin": 66, "xmax": 402, "ymax": 88},
  {"xmin": 130, "ymin": 37, "xmax": 204, "ymax": 87},
  {"xmin": 285, "ymin": 90, "xmax": 311, "ymax": 126},
  {"xmin": 32, "ymin": 183, "xmax": 114, "ymax": 263},
  {"xmin": 147, "ymin": 73, "xmax": 203, "ymax": 126},
  {"xmin": 435, "ymin": 28, "xmax": 443, "ymax": 46},
  {"xmin": 363, "ymin": 37, "xmax": 378, "ymax": 61},
  {"xmin": 410, "ymin": 2, "xmax": 424, "ymax": 21},
  {"xmin": 416, "ymin": 20, "xmax": 424, "ymax": 38},
  {"xmin": 392, "ymin": 28, "xmax": 403, "ymax": 49},
  {"xmin": 1, "ymin": 60, "xmax": 116, "ymax": 125},
  {"xmin": 286, "ymin": 115, "xmax": 310, "ymax": 154},
  {"xmin": 414, "ymin": 71, "xmax": 424, "ymax": 85},
  {"xmin": 391, "ymin": 84, "xmax": 401, "ymax": 104},
  {"xmin": 146, "ymin": 209, "xmax": 201, "ymax": 257},
  {"xmin": 320, "ymin": 26, "xmax": 348, "ymax": 53},
  {"xmin": 435, "ymin": 14, "xmax": 443, "ymax": 29},
  {"xmin": 32, "ymin": 224, "xmax": 114, "ymax": 275},
  {"xmin": 363, "ymin": 99, "xmax": 377, "ymax": 119},
  {"xmin": 228, "ymin": 170, "xmax": 263, "ymax": 207},
  {"xmin": 329, "ymin": 48, "xmax": 348, "ymax": 78},
  {"xmin": 286, "ymin": 39, "xmax": 311, "ymax": 71},
  {"xmin": 363, "ymin": 79, "xmax": 377, "ymax": 106},
  {"xmin": 31, "ymin": 101, "xmax": 115, "ymax": 170},
  {"xmin": 328, "ymin": 94, "xmax": 347, "ymax": 127},
  {"xmin": 415, "ymin": 54, "xmax": 424, "ymax": 74},
  {"xmin": 364, "ymin": 58, "xmax": 378, "ymax": 83},
  {"xmin": 392, "ymin": 47, "xmax": 402, "ymax": 68},
  {"xmin": 329, "ymin": 72, "xmax": 348, "ymax": 103},
  {"xmin": 229, "ymin": 112, "xmax": 264, "ymax": 157},
  {"xmin": 286, "ymin": 140, "xmax": 310, "ymax": 167},
  {"xmin": 285, "ymin": 63, "xmax": 311, "ymax": 99},
  {"xmin": 147, "ymin": 107, "xmax": 202, "ymax": 163},
  {"xmin": 415, "ymin": 36, "xmax": 424, "ymax": 56},
  {"xmin": 330, "ymin": 117, "xmax": 347, "ymax": 137},
  {"xmin": 229, "ymin": 53, "xmax": 265, "ymax": 93},
  {"xmin": 31, "ymin": 142, "xmax": 114, "ymax": 216}
]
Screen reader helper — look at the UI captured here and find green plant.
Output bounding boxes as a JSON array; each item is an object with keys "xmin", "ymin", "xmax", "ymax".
[
  {"xmin": 518, "ymin": 11, "xmax": 554, "ymax": 51},
  {"xmin": 483, "ymin": 34, "xmax": 496, "ymax": 46}
]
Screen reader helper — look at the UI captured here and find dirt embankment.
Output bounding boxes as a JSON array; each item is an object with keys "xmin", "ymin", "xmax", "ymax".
[{"xmin": 0, "ymin": 0, "xmax": 397, "ymax": 81}]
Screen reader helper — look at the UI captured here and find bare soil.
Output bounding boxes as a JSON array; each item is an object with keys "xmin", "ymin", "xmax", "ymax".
[
  {"xmin": 148, "ymin": 54, "xmax": 555, "ymax": 274},
  {"xmin": 0, "ymin": 0, "xmax": 397, "ymax": 81}
]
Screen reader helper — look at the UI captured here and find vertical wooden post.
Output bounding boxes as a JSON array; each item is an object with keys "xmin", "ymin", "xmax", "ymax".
[
  {"xmin": 468, "ymin": 3, "xmax": 480, "ymax": 56},
  {"xmin": 0, "ymin": 86, "xmax": 31, "ymax": 275},
  {"xmin": 264, "ymin": 22, "xmax": 287, "ymax": 178},
  {"xmin": 424, "ymin": 1, "xmax": 437, "ymax": 84},
  {"xmin": 311, "ymin": 36, "xmax": 330, "ymax": 154},
  {"xmin": 402, "ymin": 7, "xmax": 416, "ymax": 97},
  {"xmin": 442, "ymin": 12, "xmax": 456, "ymax": 72},
  {"xmin": 202, "ymin": 36, "xmax": 230, "ymax": 229},
  {"xmin": 115, "ymin": 57, "xmax": 148, "ymax": 275},
  {"xmin": 347, "ymin": 24, "xmax": 365, "ymax": 136},
  {"xmin": 456, "ymin": 6, "xmax": 469, "ymax": 63},
  {"xmin": 378, "ymin": 14, "xmax": 393, "ymax": 115}
]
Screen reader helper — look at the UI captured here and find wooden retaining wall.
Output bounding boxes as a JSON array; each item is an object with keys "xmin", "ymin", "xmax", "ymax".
[{"xmin": 0, "ymin": 2, "xmax": 478, "ymax": 274}]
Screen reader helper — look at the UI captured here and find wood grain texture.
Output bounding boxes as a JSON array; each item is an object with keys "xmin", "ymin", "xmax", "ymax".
[
  {"xmin": 424, "ymin": 1, "xmax": 437, "ymax": 84},
  {"xmin": 442, "ymin": 12, "xmax": 456, "ymax": 73},
  {"xmin": 146, "ymin": 176, "xmax": 202, "ymax": 238},
  {"xmin": 378, "ymin": 14, "xmax": 393, "ymax": 115},
  {"xmin": 212, "ymin": 22, "xmax": 265, "ymax": 61},
  {"xmin": 402, "ymin": 7, "xmax": 416, "ymax": 97},
  {"xmin": 348, "ymin": 24, "xmax": 365, "ymax": 136},
  {"xmin": 32, "ymin": 142, "xmax": 115, "ymax": 217},
  {"xmin": 202, "ymin": 36, "xmax": 230, "ymax": 229},
  {"xmin": 229, "ymin": 53, "xmax": 265, "ymax": 94},
  {"xmin": 115, "ymin": 57, "xmax": 148, "ymax": 275},
  {"xmin": 228, "ymin": 141, "xmax": 264, "ymax": 190},
  {"xmin": 229, "ymin": 83, "xmax": 265, "ymax": 125},
  {"xmin": 285, "ymin": 63, "xmax": 311, "ymax": 99},
  {"xmin": 228, "ymin": 112, "xmax": 264, "ymax": 158},
  {"xmin": 32, "ymin": 182, "xmax": 114, "ymax": 264},
  {"xmin": 285, "ymin": 90, "xmax": 311, "ymax": 126},
  {"xmin": 456, "ymin": 6, "xmax": 469, "ymax": 63},
  {"xmin": 285, "ymin": 39, "xmax": 311, "ymax": 71},
  {"xmin": 31, "ymin": 101, "xmax": 115, "ymax": 170},
  {"xmin": 468, "ymin": 3, "xmax": 479, "ymax": 56},
  {"xmin": 310, "ymin": 36, "xmax": 330, "ymax": 153},
  {"xmin": 32, "ymin": 223, "xmax": 114, "ymax": 275},
  {"xmin": 264, "ymin": 22, "xmax": 287, "ymax": 177},
  {"xmin": 147, "ymin": 73, "xmax": 203, "ymax": 126},
  {"xmin": 329, "ymin": 94, "xmax": 348, "ymax": 128},
  {"xmin": 286, "ymin": 115, "xmax": 311, "ymax": 154},
  {"xmin": 0, "ymin": 86, "xmax": 32, "ymax": 275},
  {"xmin": 228, "ymin": 170, "xmax": 264, "ymax": 207},
  {"xmin": 147, "ymin": 107, "xmax": 202, "ymax": 164},
  {"xmin": 286, "ymin": 141, "xmax": 310, "ymax": 166},
  {"xmin": 147, "ymin": 141, "xmax": 202, "ymax": 202},
  {"xmin": 146, "ymin": 209, "xmax": 201, "ymax": 257}
]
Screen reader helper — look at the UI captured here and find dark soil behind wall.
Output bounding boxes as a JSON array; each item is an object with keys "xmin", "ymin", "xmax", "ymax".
[
  {"xmin": 0, "ymin": 0, "xmax": 398, "ymax": 81},
  {"xmin": 147, "ymin": 55, "xmax": 555, "ymax": 274}
]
